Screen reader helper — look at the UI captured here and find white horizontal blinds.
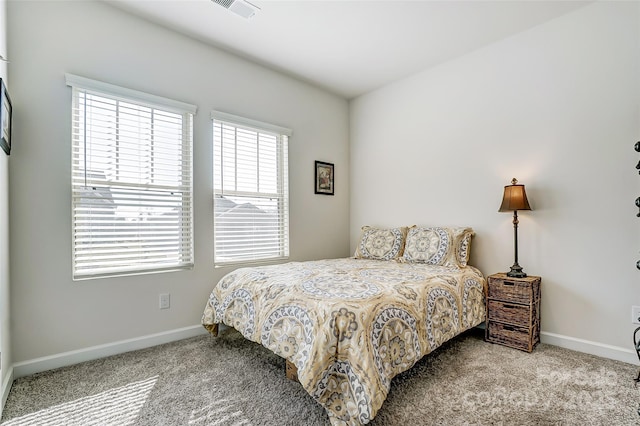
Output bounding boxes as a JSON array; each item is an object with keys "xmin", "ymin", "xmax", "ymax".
[
  {"xmin": 213, "ymin": 115, "xmax": 290, "ymax": 265},
  {"xmin": 70, "ymin": 80, "xmax": 194, "ymax": 279}
]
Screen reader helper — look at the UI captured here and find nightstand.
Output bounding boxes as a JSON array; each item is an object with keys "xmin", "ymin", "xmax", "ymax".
[{"xmin": 485, "ymin": 273, "xmax": 541, "ymax": 353}]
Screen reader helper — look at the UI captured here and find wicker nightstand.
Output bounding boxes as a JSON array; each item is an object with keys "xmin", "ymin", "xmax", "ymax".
[{"xmin": 485, "ymin": 273, "xmax": 541, "ymax": 353}]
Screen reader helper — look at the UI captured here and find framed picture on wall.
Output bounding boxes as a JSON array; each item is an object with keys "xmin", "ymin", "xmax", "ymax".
[
  {"xmin": 315, "ymin": 161, "xmax": 334, "ymax": 195},
  {"xmin": 0, "ymin": 79, "xmax": 12, "ymax": 156}
]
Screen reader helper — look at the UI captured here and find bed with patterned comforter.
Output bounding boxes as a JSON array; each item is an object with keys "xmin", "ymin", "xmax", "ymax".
[{"xmin": 202, "ymin": 257, "xmax": 486, "ymax": 425}]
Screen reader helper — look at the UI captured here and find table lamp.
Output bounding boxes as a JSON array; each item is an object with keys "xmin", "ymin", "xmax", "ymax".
[{"xmin": 499, "ymin": 178, "xmax": 532, "ymax": 278}]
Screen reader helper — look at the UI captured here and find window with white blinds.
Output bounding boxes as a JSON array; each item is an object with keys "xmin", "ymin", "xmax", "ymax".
[
  {"xmin": 212, "ymin": 111, "xmax": 291, "ymax": 265},
  {"xmin": 67, "ymin": 74, "xmax": 196, "ymax": 279}
]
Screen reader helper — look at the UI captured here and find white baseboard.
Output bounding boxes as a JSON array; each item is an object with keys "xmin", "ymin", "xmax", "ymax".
[
  {"xmin": 541, "ymin": 331, "xmax": 638, "ymax": 365},
  {"xmin": 13, "ymin": 325, "xmax": 209, "ymax": 379},
  {"xmin": 1, "ymin": 366, "xmax": 13, "ymax": 419},
  {"xmin": 8, "ymin": 325, "xmax": 638, "ymax": 383}
]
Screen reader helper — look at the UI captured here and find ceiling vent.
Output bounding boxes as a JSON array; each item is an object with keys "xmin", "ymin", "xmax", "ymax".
[{"xmin": 211, "ymin": 0, "xmax": 260, "ymax": 20}]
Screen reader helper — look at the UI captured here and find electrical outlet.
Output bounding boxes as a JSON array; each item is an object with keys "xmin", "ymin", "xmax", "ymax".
[
  {"xmin": 159, "ymin": 293, "xmax": 170, "ymax": 310},
  {"xmin": 632, "ymin": 306, "xmax": 640, "ymax": 324}
]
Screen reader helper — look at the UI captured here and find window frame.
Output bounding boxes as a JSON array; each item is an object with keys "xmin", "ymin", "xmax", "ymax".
[
  {"xmin": 211, "ymin": 110, "xmax": 292, "ymax": 267},
  {"xmin": 66, "ymin": 74, "xmax": 197, "ymax": 280}
]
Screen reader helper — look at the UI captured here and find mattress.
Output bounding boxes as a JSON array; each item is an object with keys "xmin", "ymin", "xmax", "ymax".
[{"xmin": 202, "ymin": 258, "xmax": 486, "ymax": 425}]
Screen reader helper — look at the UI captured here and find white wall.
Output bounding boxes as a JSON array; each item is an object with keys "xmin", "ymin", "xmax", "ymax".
[
  {"xmin": 7, "ymin": 1, "xmax": 350, "ymax": 364},
  {"xmin": 0, "ymin": 0, "xmax": 10, "ymax": 412},
  {"xmin": 350, "ymin": 2, "xmax": 640, "ymax": 358}
]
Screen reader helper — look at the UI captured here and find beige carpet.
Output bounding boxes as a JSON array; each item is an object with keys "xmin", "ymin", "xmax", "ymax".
[{"xmin": 1, "ymin": 328, "xmax": 639, "ymax": 425}]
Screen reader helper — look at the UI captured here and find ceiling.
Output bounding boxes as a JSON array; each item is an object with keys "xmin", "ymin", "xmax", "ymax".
[{"xmin": 106, "ymin": 0, "xmax": 590, "ymax": 99}]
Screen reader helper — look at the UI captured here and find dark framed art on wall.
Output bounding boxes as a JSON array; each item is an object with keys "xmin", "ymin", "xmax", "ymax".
[
  {"xmin": 315, "ymin": 161, "xmax": 334, "ymax": 195},
  {"xmin": 0, "ymin": 79, "xmax": 12, "ymax": 156}
]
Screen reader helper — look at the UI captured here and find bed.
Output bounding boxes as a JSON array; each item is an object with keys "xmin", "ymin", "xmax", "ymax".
[{"xmin": 202, "ymin": 226, "xmax": 486, "ymax": 426}]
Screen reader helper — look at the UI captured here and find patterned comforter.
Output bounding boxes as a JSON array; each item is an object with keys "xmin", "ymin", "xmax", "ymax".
[{"xmin": 201, "ymin": 258, "xmax": 486, "ymax": 425}]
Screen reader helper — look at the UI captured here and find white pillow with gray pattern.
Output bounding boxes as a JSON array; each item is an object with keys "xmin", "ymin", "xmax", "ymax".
[
  {"xmin": 354, "ymin": 226, "xmax": 409, "ymax": 261},
  {"xmin": 402, "ymin": 226, "xmax": 474, "ymax": 267}
]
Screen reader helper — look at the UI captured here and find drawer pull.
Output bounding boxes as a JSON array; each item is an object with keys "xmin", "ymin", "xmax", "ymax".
[
  {"xmin": 503, "ymin": 325, "xmax": 517, "ymax": 332},
  {"xmin": 502, "ymin": 281, "xmax": 515, "ymax": 286},
  {"xmin": 502, "ymin": 304, "xmax": 518, "ymax": 309}
]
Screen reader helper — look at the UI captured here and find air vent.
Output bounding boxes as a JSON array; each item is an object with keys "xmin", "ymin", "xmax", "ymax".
[{"xmin": 211, "ymin": 0, "xmax": 260, "ymax": 19}]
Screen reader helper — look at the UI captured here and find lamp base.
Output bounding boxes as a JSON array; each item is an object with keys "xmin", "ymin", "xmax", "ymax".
[{"xmin": 506, "ymin": 263, "xmax": 527, "ymax": 278}]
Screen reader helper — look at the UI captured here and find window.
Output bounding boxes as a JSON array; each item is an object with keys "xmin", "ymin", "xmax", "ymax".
[
  {"xmin": 212, "ymin": 111, "xmax": 291, "ymax": 265},
  {"xmin": 67, "ymin": 74, "xmax": 196, "ymax": 279}
]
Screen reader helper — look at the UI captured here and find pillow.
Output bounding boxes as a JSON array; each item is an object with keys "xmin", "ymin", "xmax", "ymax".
[
  {"xmin": 454, "ymin": 228, "xmax": 474, "ymax": 267},
  {"xmin": 402, "ymin": 226, "xmax": 474, "ymax": 267},
  {"xmin": 354, "ymin": 226, "xmax": 408, "ymax": 261}
]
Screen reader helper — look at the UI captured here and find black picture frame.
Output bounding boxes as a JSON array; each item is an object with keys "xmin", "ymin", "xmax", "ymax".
[
  {"xmin": 315, "ymin": 161, "xmax": 334, "ymax": 195},
  {"xmin": 0, "ymin": 79, "xmax": 11, "ymax": 156}
]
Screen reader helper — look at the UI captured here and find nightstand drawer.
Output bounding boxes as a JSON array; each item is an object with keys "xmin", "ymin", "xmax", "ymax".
[
  {"xmin": 487, "ymin": 300, "xmax": 530, "ymax": 326},
  {"xmin": 486, "ymin": 321, "xmax": 538, "ymax": 352},
  {"xmin": 487, "ymin": 277, "xmax": 532, "ymax": 304}
]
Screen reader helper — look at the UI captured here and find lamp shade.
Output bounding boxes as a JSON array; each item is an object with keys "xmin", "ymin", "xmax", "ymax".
[{"xmin": 499, "ymin": 178, "xmax": 531, "ymax": 212}]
